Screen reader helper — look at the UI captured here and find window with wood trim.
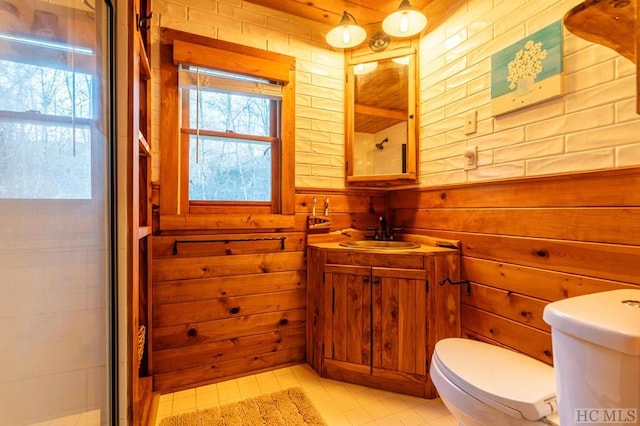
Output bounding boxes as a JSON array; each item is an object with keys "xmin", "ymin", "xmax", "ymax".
[
  {"xmin": 180, "ymin": 66, "xmax": 282, "ymax": 210},
  {"xmin": 160, "ymin": 30, "xmax": 296, "ymax": 217}
]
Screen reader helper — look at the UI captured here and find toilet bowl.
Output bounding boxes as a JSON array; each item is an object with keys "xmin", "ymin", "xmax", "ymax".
[
  {"xmin": 431, "ymin": 289, "xmax": 640, "ymax": 426},
  {"xmin": 431, "ymin": 338, "xmax": 557, "ymax": 426}
]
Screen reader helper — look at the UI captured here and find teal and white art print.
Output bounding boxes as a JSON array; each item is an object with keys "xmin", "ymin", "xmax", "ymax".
[{"xmin": 491, "ymin": 21, "xmax": 563, "ymax": 116}]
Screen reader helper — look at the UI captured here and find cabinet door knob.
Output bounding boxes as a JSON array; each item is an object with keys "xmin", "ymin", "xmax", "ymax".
[
  {"xmin": 372, "ymin": 278, "xmax": 380, "ymax": 285},
  {"xmin": 363, "ymin": 277, "xmax": 370, "ymax": 284}
]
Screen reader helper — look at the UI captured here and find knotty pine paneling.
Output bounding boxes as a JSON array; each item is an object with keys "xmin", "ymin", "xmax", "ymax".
[
  {"xmin": 151, "ymin": 188, "xmax": 387, "ymax": 392},
  {"xmin": 154, "ymin": 271, "xmax": 304, "ymax": 304},
  {"xmin": 153, "ymin": 252, "xmax": 306, "ymax": 282},
  {"xmin": 154, "ymin": 327, "xmax": 305, "ymax": 374},
  {"xmin": 295, "ymin": 189, "xmax": 387, "ymax": 232},
  {"xmin": 391, "ymin": 169, "xmax": 640, "ymax": 209},
  {"xmin": 389, "ymin": 168, "xmax": 640, "ymax": 365},
  {"xmin": 462, "ymin": 257, "xmax": 637, "ymax": 301},
  {"xmin": 418, "ymin": 231, "xmax": 639, "ymax": 284},
  {"xmin": 461, "ymin": 305, "xmax": 553, "ymax": 363},
  {"xmin": 153, "ymin": 290, "xmax": 306, "ymax": 327},
  {"xmin": 463, "ymin": 283, "xmax": 551, "ymax": 333},
  {"xmin": 153, "ymin": 309, "xmax": 306, "ymax": 351},
  {"xmin": 403, "ymin": 208, "xmax": 639, "ymax": 245},
  {"xmin": 154, "ymin": 348, "xmax": 306, "ymax": 391}
]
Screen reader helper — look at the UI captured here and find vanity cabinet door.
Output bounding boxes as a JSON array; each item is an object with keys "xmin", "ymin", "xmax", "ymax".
[
  {"xmin": 372, "ymin": 268, "xmax": 428, "ymax": 376},
  {"xmin": 307, "ymin": 245, "xmax": 459, "ymax": 398},
  {"xmin": 324, "ymin": 265, "xmax": 372, "ymax": 367}
]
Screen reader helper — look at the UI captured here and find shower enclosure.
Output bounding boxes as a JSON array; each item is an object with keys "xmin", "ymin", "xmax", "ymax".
[{"xmin": 0, "ymin": 0, "xmax": 115, "ymax": 424}]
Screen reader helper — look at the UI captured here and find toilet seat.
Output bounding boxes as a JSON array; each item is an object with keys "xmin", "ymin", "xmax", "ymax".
[{"xmin": 433, "ymin": 338, "xmax": 557, "ymax": 421}]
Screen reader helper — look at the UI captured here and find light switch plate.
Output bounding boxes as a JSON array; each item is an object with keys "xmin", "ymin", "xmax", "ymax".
[{"xmin": 464, "ymin": 111, "xmax": 477, "ymax": 135}]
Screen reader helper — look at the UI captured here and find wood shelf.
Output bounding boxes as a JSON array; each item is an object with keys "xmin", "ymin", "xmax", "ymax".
[
  {"xmin": 131, "ymin": 0, "xmax": 153, "ymax": 424},
  {"xmin": 564, "ymin": 0, "xmax": 636, "ymax": 63},
  {"xmin": 564, "ymin": 0, "xmax": 639, "ymax": 113},
  {"xmin": 138, "ymin": 31, "xmax": 152, "ymax": 80},
  {"xmin": 139, "ymin": 130, "xmax": 151, "ymax": 156},
  {"xmin": 138, "ymin": 226, "xmax": 152, "ymax": 239}
]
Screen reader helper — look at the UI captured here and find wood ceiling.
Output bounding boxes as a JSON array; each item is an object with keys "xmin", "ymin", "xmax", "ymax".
[{"xmin": 244, "ymin": 0, "xmax": 436, "ymax": 28}]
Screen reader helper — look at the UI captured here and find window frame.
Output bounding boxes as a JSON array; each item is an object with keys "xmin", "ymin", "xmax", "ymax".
[
  {"xmin": 159, "ymin": 29, "xmax": 296, "ymax": 222},
  {"xmin": 178, "ymin": 69, "xmax": 282, "ymax": 213}
]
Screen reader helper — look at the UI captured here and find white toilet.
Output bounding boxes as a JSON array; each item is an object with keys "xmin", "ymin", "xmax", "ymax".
[
  {"xmin": 544, "ymin": 289, "xmax": 640, "ymax": 426},
  {"xmin": 431, "ymin": 289, "xmax": 640, "ymax": 426},
  {"xmin": 431, "ymin": 338, "xmax": 558, "ymax": 425}
]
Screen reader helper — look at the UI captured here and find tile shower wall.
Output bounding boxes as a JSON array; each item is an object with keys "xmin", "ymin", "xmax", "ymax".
[
  {"xmin": 354, "ymin": 122, "xmax": 407, "ymax": 176},
  {"xmin": 0, "ymin": 206, "xmax": 108, "ymax": 425},
  {"xmin": 150, "ymin": 0, "xmax": 347, "ymax": 189},
  {"xmin": 419, "ymin": 0, "xmax": 640, "ymax": 186}
]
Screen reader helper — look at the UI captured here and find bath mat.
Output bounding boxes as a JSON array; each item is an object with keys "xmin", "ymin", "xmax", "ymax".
[{"xmin": 159, "ymin": 387, "xmax": 326, "ymax": 426}]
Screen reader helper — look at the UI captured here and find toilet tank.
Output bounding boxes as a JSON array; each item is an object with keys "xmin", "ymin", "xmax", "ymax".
[{"xmin": 543, "ymin": 289, "xmax": 640, "ymax": 426}]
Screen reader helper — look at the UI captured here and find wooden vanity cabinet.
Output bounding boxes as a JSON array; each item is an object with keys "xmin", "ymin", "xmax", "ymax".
[{"xmin": 307, "ymin": 245, "xmax": 460, "ymax": 398}]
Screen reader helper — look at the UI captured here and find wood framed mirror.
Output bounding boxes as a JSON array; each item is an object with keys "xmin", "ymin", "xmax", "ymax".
[{"xmin": 345, "ymin": 47, "xmax": 419, "ymax": 187}]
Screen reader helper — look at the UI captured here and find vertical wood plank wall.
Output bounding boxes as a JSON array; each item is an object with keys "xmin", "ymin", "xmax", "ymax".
[
  {"xmin": 151, "ymin": 189, "xmax": 386, "ymax": 392},
  {"xmin": 389, "ymin": 168, "xmax": 640, "ymax": 365}
]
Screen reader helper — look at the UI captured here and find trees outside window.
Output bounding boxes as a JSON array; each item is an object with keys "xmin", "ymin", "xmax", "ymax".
[
  {"xmin": 179, "ymin": 66, "xmax": 282, "ymax": 205},
  {"xmin": 0, "ymin": 56, "xmax": 94, "ymax": 199},
  {"xmin": 159, "ymin": 30, "xmax": 296, "ymax": 217}
]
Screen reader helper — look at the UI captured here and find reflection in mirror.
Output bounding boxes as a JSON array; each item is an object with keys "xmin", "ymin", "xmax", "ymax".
[{"xmin": 346, "ymin": 48, "xmax": 417, "ymax": 186}]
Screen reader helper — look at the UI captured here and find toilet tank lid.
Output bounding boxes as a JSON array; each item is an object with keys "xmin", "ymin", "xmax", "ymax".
[
  {"xmin": 433, "ymin": 338, "xmax": 556, "ymax": 421},
  {"xmin": 543, "ymin": 289, "xmax": 640, "ymax": 355}
]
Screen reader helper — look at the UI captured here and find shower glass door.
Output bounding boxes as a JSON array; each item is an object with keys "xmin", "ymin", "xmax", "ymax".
[{"xmin": 0, "ymin": 0, "xmax": 115, "ymax": 424}]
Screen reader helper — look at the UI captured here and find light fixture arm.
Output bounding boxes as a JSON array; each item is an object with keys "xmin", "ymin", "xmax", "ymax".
[{"xmin": 339, "ymin": 11, "xmax": 358, "ymax": 26}]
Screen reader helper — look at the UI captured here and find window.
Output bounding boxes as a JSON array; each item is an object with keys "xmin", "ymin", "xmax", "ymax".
[
  {"xmin": 159, "ymin": 31, "xmax": 296, "ymax": 218},
  {"xmin": 179, "ymin": 66, "xmax": 283, "ymax": 204},
  {"xmin": 0, "ymin": 35, "xmax": 95, "ymax": 199}
]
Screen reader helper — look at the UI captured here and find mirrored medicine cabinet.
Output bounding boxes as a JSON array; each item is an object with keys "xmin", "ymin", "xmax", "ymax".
[{"xmin": 345, "ymin": 47, "xmax": 419, "ymax": 187}]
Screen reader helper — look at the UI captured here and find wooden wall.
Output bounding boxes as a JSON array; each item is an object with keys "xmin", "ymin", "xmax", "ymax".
[
  {"xmin": 151, "ymin": 167, "xmax": 639, "ymax": 392},
  {"xmin": 151, "ymin": 188, "xmax": 386, "ymax": 392},
  {"xmin": 389, "ymin": 168, "xmax": 640, "ymax": 365}
]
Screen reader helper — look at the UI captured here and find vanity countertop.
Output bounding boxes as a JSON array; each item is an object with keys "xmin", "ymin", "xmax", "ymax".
[{"xmin": 307, "ymin": 241, "xmax": 458, "ymax": 254}]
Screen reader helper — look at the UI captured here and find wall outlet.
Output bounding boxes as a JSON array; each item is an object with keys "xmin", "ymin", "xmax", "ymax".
[
  {"xmin": 464, "ymin": 111, "xmax": 477, "ymax": 135},
  {"xmin": 464, "ymin": 145, "xmax": 478, "ymax": 170}
]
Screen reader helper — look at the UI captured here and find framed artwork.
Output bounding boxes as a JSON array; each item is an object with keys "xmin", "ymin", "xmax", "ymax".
[{"xmin": 491, "ymin": 21, "xmax": 563, "ymax": 116}]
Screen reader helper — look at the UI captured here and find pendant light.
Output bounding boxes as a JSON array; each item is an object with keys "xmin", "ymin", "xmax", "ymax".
[
  {"xmin": 382, "ymin": 0, "xmax": 427, "ymax": 38},
  {"xmin": 391, "ymin": 55, "xmax": 411, "ymax": 65},
  {"xmin": 353, "ymin": 61, "xmax": 378, "ymax": 75},
  {"xmin": 325, "ymin": 11, "xmax": 367, "ymax": 49}
]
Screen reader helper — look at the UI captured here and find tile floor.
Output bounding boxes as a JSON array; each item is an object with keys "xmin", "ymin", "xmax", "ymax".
[
  {"xmin": 154, "ymin": 364, "xmax": 458, "ymax": 426},
  {"xmin": 29, "ymin": 410, "xmax": 102, "ymax": 426}
]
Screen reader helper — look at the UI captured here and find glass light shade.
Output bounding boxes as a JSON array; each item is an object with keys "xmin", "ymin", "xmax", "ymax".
[
  {"xmin": 353, "ymin": 62, "xmax": 378, "ymax": 75},
  {"xmin": 326, "ymin": 11, "xmax": 367, "ymax": 48},
  {"xmin": 391, "ymin": 55, "xmax": 411, "ymax": 65},
  {"xmin": 382, "ymin": 0, "xmax": 427, "ymax": 38}
]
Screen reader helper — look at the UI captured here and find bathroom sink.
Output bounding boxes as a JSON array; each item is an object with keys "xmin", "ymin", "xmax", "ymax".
[{"xmin": 339, "ymin": 240, "xmax": 420, "ymax": 250}]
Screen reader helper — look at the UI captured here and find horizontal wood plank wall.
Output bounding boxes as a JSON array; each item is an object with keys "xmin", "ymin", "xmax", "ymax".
[
  {"xmin": 152, "ymin": 188, "xmax": 386, "ymax": 392},
  {"xmin": 388, "ymin": 168, "xmax": 640, "ymax": 365}
]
